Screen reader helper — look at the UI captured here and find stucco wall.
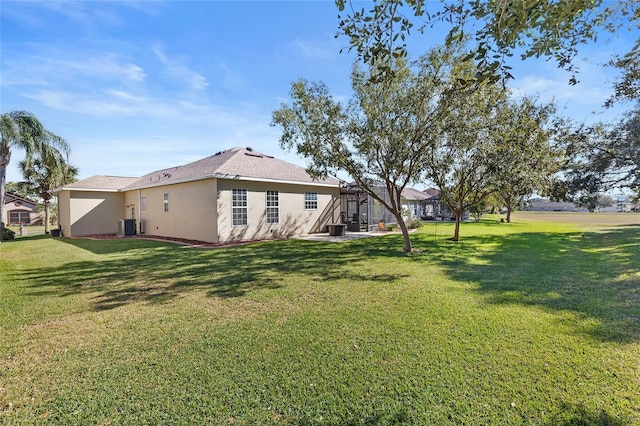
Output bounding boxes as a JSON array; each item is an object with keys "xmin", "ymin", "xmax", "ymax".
[
  {"xmin": 4, "ymin": 199, "xmax": 39, "ymax": 225},
  {"xmin": 216, "ymin": 179, "xmax": 340, "ymax": 242},
  {"xmin": 57, "ymin": 191, "xmax": 71, "ymax": 235},
  {"xmin": 132, "ymin": 179, "xmax": 218, "ymax": 243},
  {"xmin": 59, "ymin": 177, "xmax": 340, "ymax": 243},
  {"xmin": 402, "ymin": 200, "xmax": 422, "ymax": 219},
  {"xmin": 66, "ymin": 191, "xmax": 125, "ymax": 236}
]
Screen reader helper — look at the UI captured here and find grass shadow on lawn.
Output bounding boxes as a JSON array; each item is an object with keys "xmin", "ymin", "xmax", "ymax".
[
  {"xmin": 544, "ymin": 402, "xmax": 628, "ymax": 426},
  {"xmin": 18, "ymin": 234, "xmax": 408, "ymax": 311},
  {"xmin": 3, "ymin": 233, "xmax": 51, "ymax": 243},
  {"xmin": 14, "ymin": 225, "xmax": 639, "ymax": 343},
  {"xmin": 415, "ymin": 225, "xmax": 640, "ymax": 343}
]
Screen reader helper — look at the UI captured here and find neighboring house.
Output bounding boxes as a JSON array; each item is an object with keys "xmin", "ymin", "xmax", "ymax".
[
  {"xmin": 523, "ymin": 200, "xmax": 580, "ymax": 212},
  {"xmin": 599, "ymin": 205, "xmax": 620, "ymax": 213},
  {"xmin": 339, "ymin": 184, "xmax": 444, "ymax": 232},
  {"xmin": 55, "ymin": 147, "xmax": 342, "ymax": 243},
  {"xmin": 401, "ymin": 187, "xmax": 431, "ymax": 219},
  {"xmin": 340, "ymin": 183, "xmax": 402, "ymax": 232},
  {"xmin": 600, "ymin": 203, "xmax": 637, "ymax": 213},
  {"xmin": 4, "ymin": 192, "xmax": 40, "ymax": 225},
  {"xmin": 422, "ymin": 188, "xmax": 463, "ymax": 221}
]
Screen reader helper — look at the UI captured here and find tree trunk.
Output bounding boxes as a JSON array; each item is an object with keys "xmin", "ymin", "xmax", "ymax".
[
  {"xmin": 0, "ymin": 162, "xmax": 7, "ymax": 234},
  {"xmin": 393, "ymin": 211, "xmax": 413, "ymax": 252},
  {"xmin": 44, "ymin": 200, "xmax": 51, "ymax": 234},
  {"xmin": 452, "ymin": 212, "xmax": 462, "ymax": 242},
  {"xmin": 505, "ymin": 195, "xmax": 514, "ymax": 223}
]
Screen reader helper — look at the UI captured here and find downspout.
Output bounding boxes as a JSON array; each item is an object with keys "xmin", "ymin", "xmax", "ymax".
[{"xmin": 138, "ymin": 189, "xmax": 142, "ymax": 234}]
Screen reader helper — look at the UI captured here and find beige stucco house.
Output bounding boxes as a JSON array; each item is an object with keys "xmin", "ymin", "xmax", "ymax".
[
  {"xmin": 4, "ymin": 193, "xmax": 40, "ymax": 225},
  {"xmin": 401, "ymin": 187, "xmax": 431, "ymax": 219},
  {"xmin": 55, "ymin": 147, "xmax": 342, "ymax": 243}
]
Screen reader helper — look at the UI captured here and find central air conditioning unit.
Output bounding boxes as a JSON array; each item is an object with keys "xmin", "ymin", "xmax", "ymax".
[{"xmin": 118, "ymin": 218, "xmax": 137, "ymax": 236}]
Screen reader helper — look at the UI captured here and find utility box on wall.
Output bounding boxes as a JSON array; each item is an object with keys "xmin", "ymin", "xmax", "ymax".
[{"xmin": 118, "ymin": 218, "xmax": 137, "ymax": 236}]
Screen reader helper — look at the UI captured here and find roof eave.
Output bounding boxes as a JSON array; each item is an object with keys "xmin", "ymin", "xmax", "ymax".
[
  {"xmin": 123, "ymin": 173, "xmax": 340, "ymax": 191},
  {"xmin": 53, "ymin": 187, "xmax": 122, "ymax": 194}
]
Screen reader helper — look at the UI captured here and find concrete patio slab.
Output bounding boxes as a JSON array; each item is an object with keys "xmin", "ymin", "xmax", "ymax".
[{"xmin": 293, "ymin": 231, "xmax": 384, "ymax": 243}]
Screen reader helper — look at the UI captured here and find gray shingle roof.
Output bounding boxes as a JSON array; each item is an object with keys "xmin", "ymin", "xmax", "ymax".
[
  {"xmin": 4, "ymin": 192, "xmax": 38, "ymax": 207},
  {"xmin": 423, "ymin": 188, "xmax": 440, "ymax": 199},
  {"xmin": 401, "ymin": 187, "xmax": 431, "ymax": 201},
  {"xmin": 59, "ymin": 175, "xmax": 139, "ymax": 191},
  {"xmin": 59, "ymin": 147, "xmax": 340, "ymax": 192}
]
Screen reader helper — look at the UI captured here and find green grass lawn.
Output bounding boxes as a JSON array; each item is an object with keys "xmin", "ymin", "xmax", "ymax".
[
  {"xmin": 5, "ymin": 224, "xmax": 47, "ymax": 237},
  {"xmin": 1, "ymin": 214, "xmax": 638, "ymax": 425}
]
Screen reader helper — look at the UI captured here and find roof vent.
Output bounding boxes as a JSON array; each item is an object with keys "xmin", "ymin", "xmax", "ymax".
[{"xmin": 246, "ymin": 147, "xmax": 253, "ymax": 152}]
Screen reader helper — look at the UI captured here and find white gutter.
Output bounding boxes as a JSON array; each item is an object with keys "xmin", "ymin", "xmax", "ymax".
[
  {"xmin": 53, "ymin": 187, "xmax": 121, "ymax": 193},
  {"xmin": 123, "ymin": 173, "xmax": 341, "ymax": 191}
]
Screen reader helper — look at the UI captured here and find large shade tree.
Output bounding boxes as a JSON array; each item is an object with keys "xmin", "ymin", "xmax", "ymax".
[
  {"xmin": 1, "ymin": 110, "xmax": 69, "ymax": 235},
  {"xmin": 422, "ymin": 60, "xmax": 509, "ymax": 241},
  {"xmin": 605, "ymin": 53, "xmax": 640, "ymax": 108},
  {"xmin": 336, "ymin": 0, "xmax": 639, "ymax": 83},
  {"xmin": 491, "ymin": 96, "xmax": 562, "ymax": 222},
  {"xmin": 272, "ymin": 48, "xmax": 457, "ymax": 252},
  {"xmin": 560, "ymin": 55, "xmax": 639, "ymax": 204},
  {"xmin": 561, "ymin": 112, "xmax": 639, "ymax": 206}
]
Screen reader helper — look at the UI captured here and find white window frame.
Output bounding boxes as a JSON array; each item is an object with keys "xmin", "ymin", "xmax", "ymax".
[
  {"xmin": 163, "ymin": 193, "xmax": 169, "ymax": 213},
  {"xmin": 266, "ymin": 190, "xmax": 279, "ymax": 224},
  {"xmin": 304, "ymin": 192, "xmax": 318, "ymax": 210},
  {"xmin": 9, "ymin": 211, "xmax": 30, "ymax": 224},
  {"xmin": 140, "ymin": 195, "xmax": 147, "ymax": 212},
  {"xmin": 232, "ymin": 189, "xmax": 248, "ymax": 226}
]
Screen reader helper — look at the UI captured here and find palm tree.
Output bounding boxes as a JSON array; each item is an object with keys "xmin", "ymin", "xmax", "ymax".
[
  {"xmin": 19, "ymin": 152, "xmax": 78, "ymax": 234},
  {"xmin": 0, "ymin": 110, "xmax": 69, "ymax": 234}
]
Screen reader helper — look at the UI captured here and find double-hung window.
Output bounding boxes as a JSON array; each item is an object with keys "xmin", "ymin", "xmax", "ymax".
[
  {"xmin": 304, "ymin": 192, "xmax": 318, "ymax": 210},
  {"xmin": 163, "ymin": 193, "xmax": 169, "ymax": 212},
  {"xmin": 232, "ymin": 189, "xmax": 248, "ymax": 226},
  {"xmin": 266, "ymin": 190, "xmax": 279, "ymax": 224},
  {"xmin": 9, "ymin": 211, "xmax": 29, "ymax": 224}
]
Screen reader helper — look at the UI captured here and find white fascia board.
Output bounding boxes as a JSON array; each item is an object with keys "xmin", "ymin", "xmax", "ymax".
[
  {"xmin": 125, "ymin": 173, "xmax": 340, "ymax": 191},
  {"xmin": 53, "ymin": 187, "xmax": 121, "ymax": 193},
  {"xmin": 227, "ymin": 175, "xmax": 340, "ymax": 188}
]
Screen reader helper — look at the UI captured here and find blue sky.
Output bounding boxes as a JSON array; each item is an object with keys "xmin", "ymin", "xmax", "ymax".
[{"xmin": 1, "ymin": 1, "xmax": 637, "ymax": 184}]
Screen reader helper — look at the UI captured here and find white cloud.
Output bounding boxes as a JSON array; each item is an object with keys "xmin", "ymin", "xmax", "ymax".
[
  {"xmin": 289, "ymin": 38, "xmax": 333, "ymax": 59},
  {"xmin": 21, "ymin": 86, "xmax": 266, "ymax": 131},
  {"xmin": 39, "ymin": 1, "xmax": 109, "ymax": 29},
  {"xmin": 152, "ymin": 45, "xmax": 208, "ymax": 90},
  {"xmin": 511, "ymin": 72, "xmax": 609, "ymax": 102},
  {"xmin": 216, "ymin": 60, "xmax": 246, "ymax": 90},
  {"xmin": 60, "ymin": 56, "xmax": 147, "ymax": 82},
  {"xmin": 70, "ymin": 137, "xmax": 206, "ymax": 178},
  {"xmin": 507, "ymin": 54, "xmax": 618, "ymax": 122},
  {"xmin": 2, "ymin": 0, "xmax": 163, "ymax": 31},
  {"xmin": 23, "ymin": 89, "xmax": 174, "ymax": 118},
  {"xmin": 1, "ymin": 45, "xmax": 219, "ymax": 121},
  {"xmin": 1, "ymin": 50, "xmax": 146, "ymax": 87}
]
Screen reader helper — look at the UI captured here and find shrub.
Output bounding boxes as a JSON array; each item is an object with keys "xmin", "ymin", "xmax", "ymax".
[
  {"xmin": 406, "ymin": 218, "xmax": 423, "ymax": 229},
  {"xmin": 1, "ymin": 227, "xmax": 15, "ymax": 241}
]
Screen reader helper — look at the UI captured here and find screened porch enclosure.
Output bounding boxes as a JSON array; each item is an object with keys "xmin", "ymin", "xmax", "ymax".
[{"xmin": 340, "ymin": 184, "xmax": 398, "ymax": 232}]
